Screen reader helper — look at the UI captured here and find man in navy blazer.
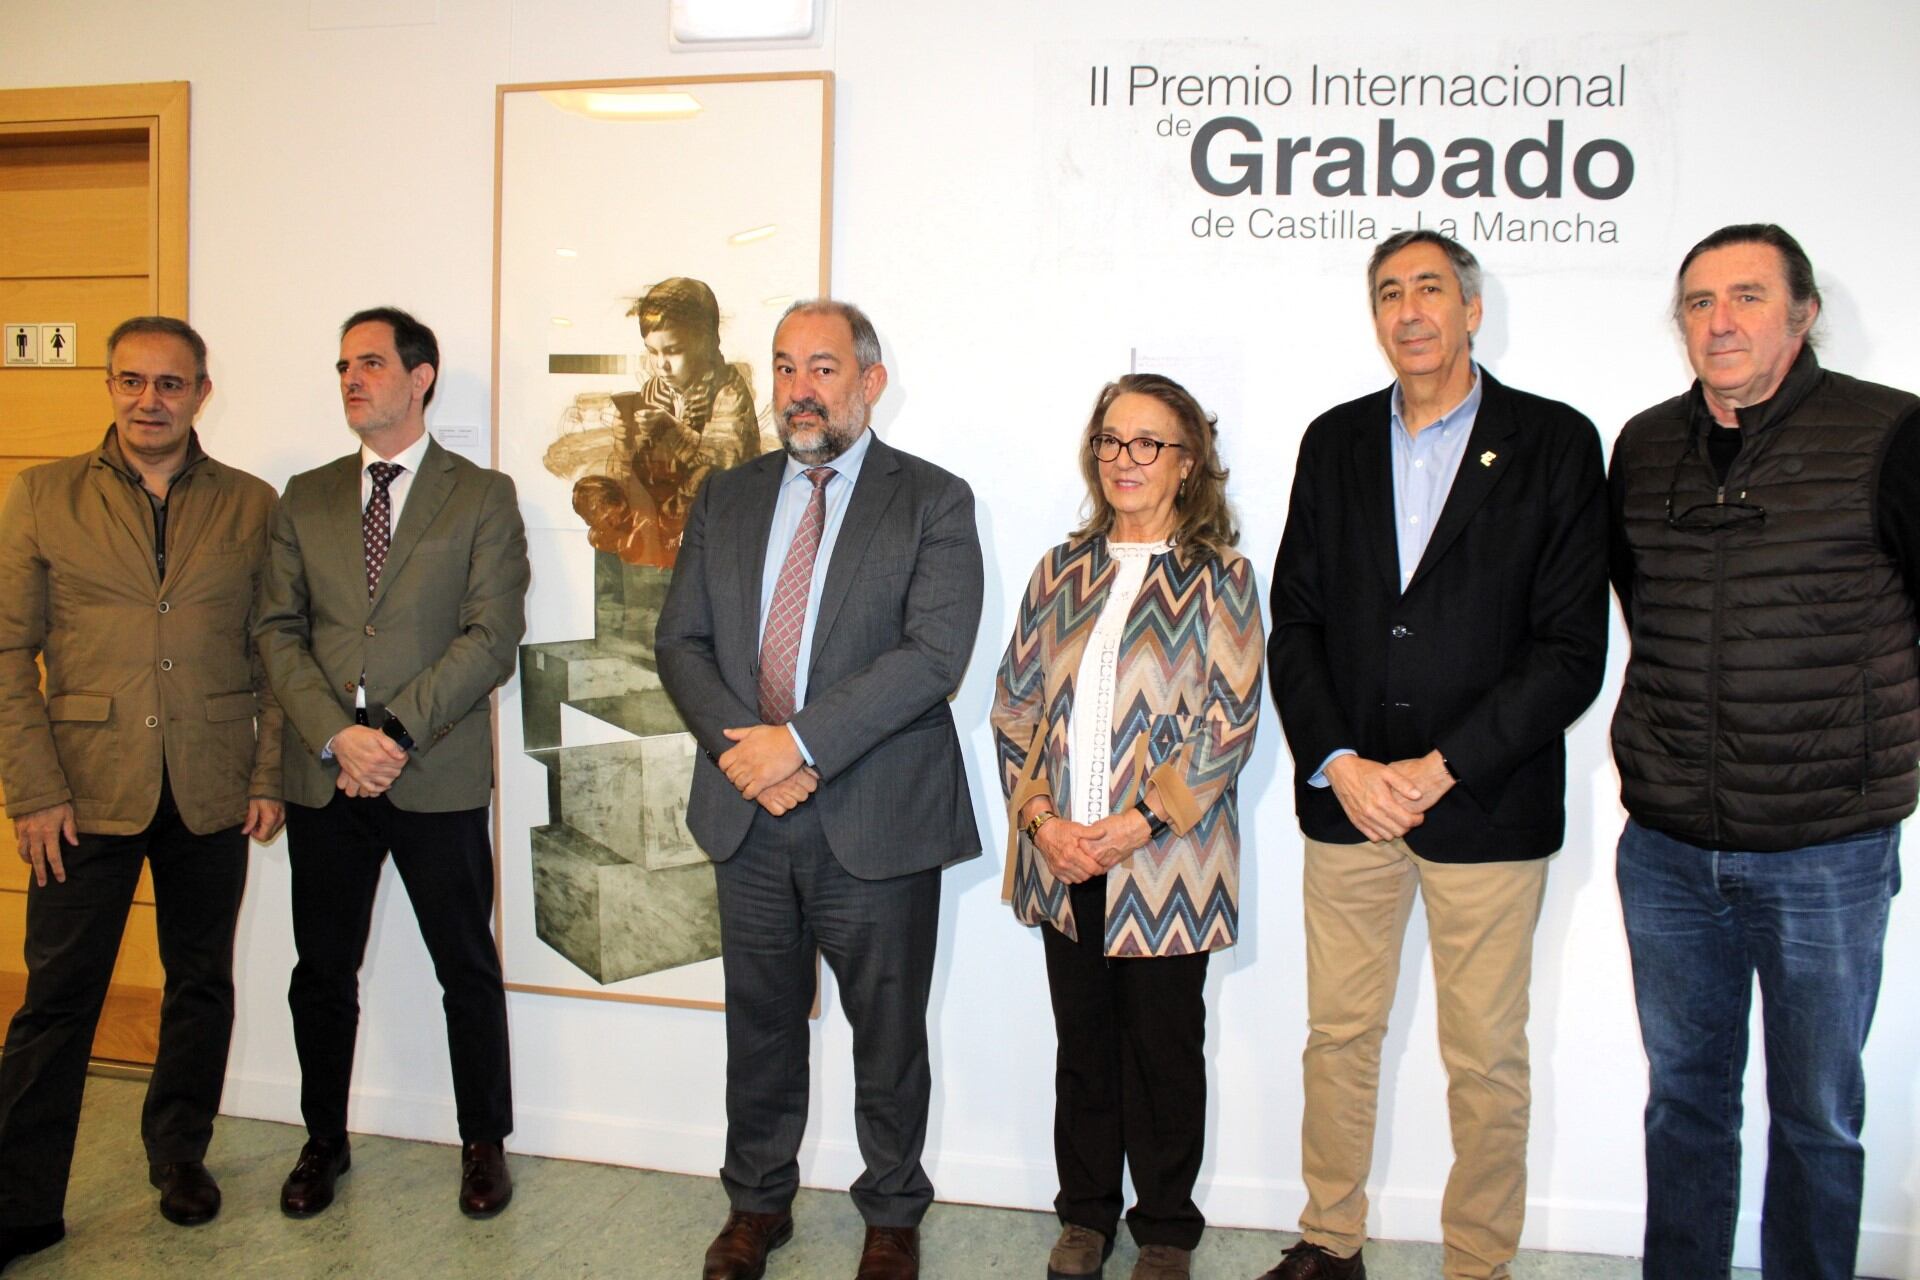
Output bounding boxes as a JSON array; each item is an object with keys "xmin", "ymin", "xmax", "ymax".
[
  {"xmin": 655, "ymin": 299, "xmax": 982, "ymax": 1280},
  {"xmin": 1262, "ymin": 232, "xmax": 1608, "ymax": 1280}
]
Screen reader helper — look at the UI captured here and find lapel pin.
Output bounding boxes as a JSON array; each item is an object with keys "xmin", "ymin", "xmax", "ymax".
[{"xmin": 1480, "ymin": 450, "xmax": 1497, "ymax": 467}]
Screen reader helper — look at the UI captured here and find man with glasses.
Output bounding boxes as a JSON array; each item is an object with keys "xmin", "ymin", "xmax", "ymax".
[
  {"xmin": 1265, "ymin": 231, "xmax": 1608, "ymax": 1280},
  {"xmin": 1608, "ymin": 225, "xmax": 1920, "ymax": 1280},
  {"xmin": 0, "ymin": 317, "xmax": 283, "ymax": 1267}
]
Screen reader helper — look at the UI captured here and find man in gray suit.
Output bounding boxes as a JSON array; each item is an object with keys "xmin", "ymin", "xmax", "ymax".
[
  {"xmin": 256, "ymin": 307, "xmax": 529, "ymax": 1222},
  {"xmin": 656, "ymin": 299, "xmax": 982, "ymax": 1280}
]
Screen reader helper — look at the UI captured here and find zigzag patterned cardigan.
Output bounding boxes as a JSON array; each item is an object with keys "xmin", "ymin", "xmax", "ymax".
[{"xmin": 993, "ymin": 536, "xmax": 1264, "ymax": 956}]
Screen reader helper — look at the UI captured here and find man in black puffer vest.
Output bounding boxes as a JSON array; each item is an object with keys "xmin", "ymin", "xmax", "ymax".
[{"xmin": 1609, "ymin": 224, "xmax": 1919, "ymax": 1280}]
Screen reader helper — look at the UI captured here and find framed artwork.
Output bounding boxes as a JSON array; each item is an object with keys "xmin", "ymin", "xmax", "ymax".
[{"xmin": 491, "ymin": 73, "xmax": 833, "ymax": 1008}]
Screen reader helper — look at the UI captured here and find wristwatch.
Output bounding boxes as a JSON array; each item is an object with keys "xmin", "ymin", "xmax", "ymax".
[
  {"xmin": 1134, "ymin": 797, "xmax": 1169, "ymax": 838},
  {"xmin": 380, "ymin": 711, "xmax": 416, "ymax": 752}
]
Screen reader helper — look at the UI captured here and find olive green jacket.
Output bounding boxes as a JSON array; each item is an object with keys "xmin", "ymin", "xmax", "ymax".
[{"xmin": 255, "ymin": 437, "xmax": 528, "ymax": 812}]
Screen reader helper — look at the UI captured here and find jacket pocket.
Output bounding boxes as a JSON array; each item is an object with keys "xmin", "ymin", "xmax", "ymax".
[
  {"xmin": 206, "ymin": 691, "xmax": 258, "ymax": 722},
  {"xmin": 47, "ymin": 693, "xmax": 111, "ymax": 722}
]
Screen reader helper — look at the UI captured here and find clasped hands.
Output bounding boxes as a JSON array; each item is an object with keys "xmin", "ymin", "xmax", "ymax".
[
  {"xmin": 718, "ymin": 724, "xmax": 818, "ymax": 816},
  {"xmin": 1324, "ymin": 749, "xmax": 1455, "ymax": 843},
  {"xmin": 1021, "ymin": 799, "xmax": 1153, "ymax": 885},
  {"xmin": 333, "ymin": 724, "xmax": 409, "ymax": 798}
]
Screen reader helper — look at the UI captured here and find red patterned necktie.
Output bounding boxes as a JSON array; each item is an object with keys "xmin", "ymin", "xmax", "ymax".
[
  {"xmin": 757, "ymin": 466, "xmax": 834, "ymax": 724},
  {"xmin": 363, "ymin": 461, "xmax": 404, "ymax": 597}
]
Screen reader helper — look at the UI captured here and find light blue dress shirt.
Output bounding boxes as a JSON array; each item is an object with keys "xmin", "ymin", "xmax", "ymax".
[
  {"xmin": 1312, "ymin": 367, "xmax": 1483, "ymax": 787},
  {"xmin": 756, "ymin": 426, "xmax": 876, "ymax": 763}
]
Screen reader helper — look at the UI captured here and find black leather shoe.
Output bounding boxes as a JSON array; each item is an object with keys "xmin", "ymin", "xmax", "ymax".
[
  {"xmin": 702, "ymin": 1209, "xmax": 794, "ymax": 1280},
  {"xmin": 1255, "ymin": 1239, "xmax": 1367, "ymax": 1279},
  {"xmin": 280, "ymin": 1136, "xmax": 351, "ymax": 1217},
  {"xmin": 458, "ymin": 1141, "xmax": 512, "ymax": 1218},
  {"xmin": 149, "ymin": 1160, "xmax": 221, "ymax": 1225},
  {"xmin": 0, "ymin": 1221, "xmax": 64, "ymax": 1273}
]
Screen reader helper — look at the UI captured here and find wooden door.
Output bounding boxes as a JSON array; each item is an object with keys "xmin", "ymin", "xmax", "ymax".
[{"xmin": 0, "ymin": 82, "xmax": 190, "ymax": 1065}]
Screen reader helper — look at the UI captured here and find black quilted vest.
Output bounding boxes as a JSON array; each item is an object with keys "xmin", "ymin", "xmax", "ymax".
[{"xmin": 1611, "ymin": 353, "xmax": 1920, "ymax": 850}]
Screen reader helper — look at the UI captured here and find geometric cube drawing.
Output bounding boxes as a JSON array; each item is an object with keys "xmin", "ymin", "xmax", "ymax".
[{"xmin": 521, "ymin": 556, "xmax": 721, "ymax": 984}]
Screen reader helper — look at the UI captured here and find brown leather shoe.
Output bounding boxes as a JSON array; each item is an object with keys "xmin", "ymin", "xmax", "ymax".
[
  {"xmin": 279, "ymin": 1137, "xmax": 351, "ymax": 1217},
  {"xmin": 1255, "ymin": 1239, "xmax": 1367, "ymax": 1279},
  {"xmin": 855, "ymin": 1224, "xmax": 920, "ymax": 1279},
  {"xmin": 458, "ymin": 1141, "xmax": 512, "ymax": 1218},
  {"xmin": 1131, "ymin": 1244, "xmax": 1190, "ymax": 1279},
  {"xmin": 1048, "ymin": 1223, "xmax": 1113, "ymax": 1278},
  {"xmin": 703, "ymin": 1209, "xmax": 794, "ymax": 1280},
  {"xmin": 149, "ymin": 1160, "xmax": 221, "ymax": 1226}
]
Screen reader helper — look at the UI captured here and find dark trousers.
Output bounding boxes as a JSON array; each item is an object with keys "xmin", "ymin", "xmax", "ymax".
[
  {"xmin": 0, "ymin": 780, "xmax": 246, "ymax": 1227},
  {"xmin": 711, "ymin": 802, "xmax": 941, "ymax": 1227},
  {"xmin": 285, "ymin": 794, "xmax": 511, "ymax": 1144},
  {"xmin": 1041, "ymin": 875, "xmax": 1210, "ymax": 1251}
]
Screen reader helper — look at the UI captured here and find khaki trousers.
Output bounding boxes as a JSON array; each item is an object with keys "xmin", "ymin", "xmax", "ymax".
[{"xmin": 1298, "ymin": 836, "xmax": 1547, "ymax": 1280}]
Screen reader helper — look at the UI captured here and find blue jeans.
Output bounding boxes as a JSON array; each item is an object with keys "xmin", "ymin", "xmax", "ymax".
[{"xmin": 1616, "ymin": 819, "xmax": 1900, "ymax": 1280}]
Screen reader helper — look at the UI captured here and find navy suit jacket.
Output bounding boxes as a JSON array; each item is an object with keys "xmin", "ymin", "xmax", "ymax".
[{"xmin": 1268, "ymin": 371, "xmax": 1609, "ymax": 860}]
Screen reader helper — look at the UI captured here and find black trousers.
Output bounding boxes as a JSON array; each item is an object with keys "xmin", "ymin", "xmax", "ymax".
[
  {"xmin": 711, "ymin": 802, "xmax": 941, "ymax": 1227},
  {"xmin": 285, "ymin": 794, "xmax": 511, "ymax": 1144},
  {"xmin": 0, "ymin": 779, "xmax": 246, "ymax": 1227},
  {"xmin": 1041, "ymin": 875, "xmax": 1210, "ymax": 1251}
]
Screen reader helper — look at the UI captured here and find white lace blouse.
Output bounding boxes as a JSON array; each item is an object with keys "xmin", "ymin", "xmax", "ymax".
[{"xmin": 1067, "ymin": 540, "xmax": 1171, "ymax": 824}]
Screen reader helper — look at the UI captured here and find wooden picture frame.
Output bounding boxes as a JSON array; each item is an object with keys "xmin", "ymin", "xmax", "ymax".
[{"xmin": 491, "ymin": 73, "xmax": 833, "ymax": 1008}]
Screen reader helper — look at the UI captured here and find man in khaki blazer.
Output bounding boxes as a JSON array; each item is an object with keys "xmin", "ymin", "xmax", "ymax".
[
  {"xmin": 0, "ymin": 317, "xmax": 283, "ymax": 1268},
  {"xmin": 255, "ymin": 306, "xmax": 528, "ymax": 1222}
]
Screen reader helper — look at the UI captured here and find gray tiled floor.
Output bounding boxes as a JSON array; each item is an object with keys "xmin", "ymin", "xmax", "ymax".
[{"xmin": 10, "ymin": 1074, "xmax": 1730, "ymax": 1278}]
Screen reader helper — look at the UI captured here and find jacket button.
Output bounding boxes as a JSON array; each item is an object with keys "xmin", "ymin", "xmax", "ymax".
[
  {"xmin": 1390, "ymin": 624, "xmax": 1412, "ymax": 639},
  {"xmin": 157, "ymin": 601, "xmax": 170, "ymax": 614},
  {"xmin": 144, "ymin": 715, "xmax": 159, "ymax": 728},
  {"xmin": 160, "ymin": 659, "xmax": 173, "ymax": 671},
  {"xmin": 343, "ymin": 681, "xmax": 356, "ymax": 693},
  {"xmin": 364, "ymin": 624, "xmax": 377, "ymax": 637}
]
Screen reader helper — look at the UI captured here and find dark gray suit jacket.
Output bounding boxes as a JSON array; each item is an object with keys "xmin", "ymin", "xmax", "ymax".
[{"xmin": 655, "ymin": 432, "xmax": 983, "ymax": 878}]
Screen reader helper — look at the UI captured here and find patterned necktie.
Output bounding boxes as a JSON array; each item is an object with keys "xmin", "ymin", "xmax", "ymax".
[
  {"xmin": 363, "ymin": 461, "xmax": 405, "ymax": 598},
  {"xmin": 757, "ymin": 466, "xmax": 835, "ymax": 724}
]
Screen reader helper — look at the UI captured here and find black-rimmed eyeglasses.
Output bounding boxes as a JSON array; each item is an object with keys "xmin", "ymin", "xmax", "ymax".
[{"xmin": 1089, "ymin": 433, "xmax": 1186, "ymax": 465}]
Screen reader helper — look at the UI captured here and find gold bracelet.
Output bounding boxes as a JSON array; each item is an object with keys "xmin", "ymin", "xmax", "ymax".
[{"xmin": 1023, "ymin": 810, "xmax": 1057, "ymax": 843}]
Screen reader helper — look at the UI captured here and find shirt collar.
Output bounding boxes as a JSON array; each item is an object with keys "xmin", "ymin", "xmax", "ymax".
[
  {"xmin": 1390, "ymin": 364, "xmax": 1483, "ymax": 439},
  {"xmin": 780, "ymin": 425, "xmax": 875, "ymax": 487},
  {"xmin": 96, "ymin": 424, "xmax": 208, "ymax": 492},
  {"xmin": 361, "ymin": 429, "xmax": 433, "ymax": 477}
]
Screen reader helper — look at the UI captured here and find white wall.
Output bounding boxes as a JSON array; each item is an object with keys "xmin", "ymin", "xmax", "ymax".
[{"xmin": 4, "ymin": 1, "xmax": 1916, "ymax": 1272}]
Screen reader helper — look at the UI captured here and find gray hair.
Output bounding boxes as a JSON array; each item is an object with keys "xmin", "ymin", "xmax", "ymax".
[
  {"xmin": 778, "ymin": 298, "xmax": 882, "ymax": 372},
  {"xmin": 106, "ymin": 316, "xmax": 209, "ymax": 381},
  {"xmin": 1366, "ymin": 229, "xmax": 1483, "ymax": 308}
]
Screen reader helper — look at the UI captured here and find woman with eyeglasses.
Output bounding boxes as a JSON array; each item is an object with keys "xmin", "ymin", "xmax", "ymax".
[{"xmin": 991, "ymin": 373, "xmax": 1264, "ymax": 1280}]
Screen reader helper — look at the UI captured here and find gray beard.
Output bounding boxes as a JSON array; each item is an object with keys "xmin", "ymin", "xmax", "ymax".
[{"xmin": 778, "ymin": 398, "xmax": 867, "ymax": 465}]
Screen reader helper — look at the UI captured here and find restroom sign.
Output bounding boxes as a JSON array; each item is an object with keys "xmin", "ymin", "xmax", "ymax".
[
  {"xmin": 2, "ymin": 324, "xmax": 33, "ymax": 366},
  {"xmin": 40, "ymin": 324, "xmax": 76, "ymax": 366}
]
